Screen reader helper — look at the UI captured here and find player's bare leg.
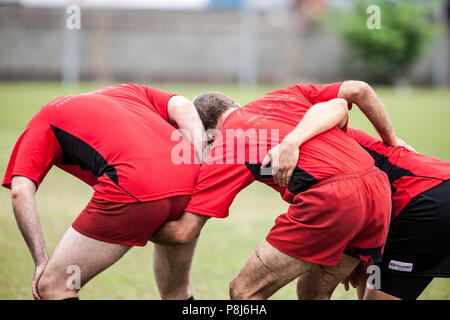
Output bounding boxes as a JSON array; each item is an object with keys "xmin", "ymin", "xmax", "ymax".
[
  {"xmin": 153, "ymin": 237, "xmax": 198, "ymax": 300},
  {"xmin": 297, "ymin": 265, "xmax": 336, "ymax": 300},
  {"xmin": 296, "ymin": 254, "xmax": 360, "ymax": 300},
  {"xmin": 229, "ymin": 240, "xmax": 314, "ymax": 300},
  {"xmin": 37, "ymin": 226, "xmax": 131, "ymax": 299}
]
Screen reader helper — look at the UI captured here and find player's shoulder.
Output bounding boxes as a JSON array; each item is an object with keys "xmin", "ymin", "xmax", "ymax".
[
  {"xmin": 92, "ymin": 83, "xmax": 145, "ymax": 95},
  {"xmin": 28, "ymin": 97, "xmax": 68, "ymax": 124}
]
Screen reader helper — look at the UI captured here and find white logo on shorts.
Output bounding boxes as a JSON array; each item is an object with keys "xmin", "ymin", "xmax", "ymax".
[{"xmin": 388, "ymin": 260, "xmax": 413, "ymax": 272}]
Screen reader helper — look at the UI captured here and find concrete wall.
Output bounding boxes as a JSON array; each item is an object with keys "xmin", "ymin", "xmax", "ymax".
[{"xmin": 0, "ymin": 6, "xmax": 444, "ymax": 84}]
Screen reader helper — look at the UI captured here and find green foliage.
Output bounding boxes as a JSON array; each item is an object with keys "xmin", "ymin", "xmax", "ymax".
[{"xmin": 328, "ymin": 0, "xmax": 437, "ymax": 83}]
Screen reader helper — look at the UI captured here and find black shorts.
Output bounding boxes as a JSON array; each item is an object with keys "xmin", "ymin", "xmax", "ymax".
[{"xmin": 375, "ymin": 180, "xmax": 450, "ymax": 299}]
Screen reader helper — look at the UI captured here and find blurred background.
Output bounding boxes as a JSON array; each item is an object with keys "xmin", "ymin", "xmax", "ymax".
[
  {"xmin": 1, "ymin": 0, "xmax": 450, "ymax": 300},
  {"xmin": 0, "ymin": 0, "xmax": 449, "ymax": 86}
]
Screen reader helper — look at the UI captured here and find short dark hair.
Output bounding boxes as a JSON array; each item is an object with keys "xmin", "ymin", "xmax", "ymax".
[{"xmin": 193, "ymin": 92, "xmax": 238, "ymax": 130}]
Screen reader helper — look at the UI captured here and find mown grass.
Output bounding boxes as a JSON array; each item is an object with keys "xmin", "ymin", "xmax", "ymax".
[{"xmin": 0, "ymin": 81, "xmax": 449, "ymax": 300}]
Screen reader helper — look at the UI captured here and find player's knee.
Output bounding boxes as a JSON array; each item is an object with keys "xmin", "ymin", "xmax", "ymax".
[
  {"xmin": 38, "ymin": 272, "xmax": 76, "ymax": 300},
  {"xmin": 37, "ymin": 273, "xmax": 54, "ymax": 300},
  {"xmin": 229, "ymin": 278, "xmax": 240, "ymax": 300},
  {"xmin": 229, "ymin": 278, "xmax": 248, "ymax": 300}
]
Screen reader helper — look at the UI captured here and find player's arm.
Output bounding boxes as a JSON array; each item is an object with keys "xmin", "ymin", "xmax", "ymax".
[
  {"xmin": 167, "ymin": 96, "xmax": 206, "ymax": 163},
  {"xmin": 337, "ymin": 80, "xmax": 412, "ymax": 150},
  {"xmin": 151, "ymin": 212, "xmax": 209, "ymax": 246},
  {"xmin": 263, "ymin": 98, "xmax": 349, "ymax": 187},
  {"xmin": 10, "ymin": 175, "xmax": 48, "ymax": 299}
]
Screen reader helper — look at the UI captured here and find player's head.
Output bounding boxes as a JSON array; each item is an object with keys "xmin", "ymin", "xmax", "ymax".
[{"xmin": 193, "ymin": 92, "xmax": 239, "ymax": 131}]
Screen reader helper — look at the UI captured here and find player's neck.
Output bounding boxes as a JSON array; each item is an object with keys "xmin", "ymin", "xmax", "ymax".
[{"xmin": 216, "ymin": 108, "xmax": 237, "ymax": 130}]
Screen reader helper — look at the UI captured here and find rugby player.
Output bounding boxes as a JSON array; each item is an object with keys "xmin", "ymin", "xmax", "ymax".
[
  {"xmin": 2, "ymin": 84, "xmax": 204, "ymax": 300},
  {"xmin": 296, "ymin": 127, "xmax": 450, "ymax": 300},
  {"xmin": 151, "ymin": 80, "xmax": 404, "ymax": 299}
]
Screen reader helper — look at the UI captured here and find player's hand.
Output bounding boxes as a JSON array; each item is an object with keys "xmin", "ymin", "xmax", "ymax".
[
  {"xmin": 32, "ymin": 262, "xmax": 47, "ymax": 300},
  {"xmin": 385, "ymin": 136, "xmax": 417, "ymax": 152},
  {"xmin": 341, "ymin": 270, "xmax": 360, "ymax": 291},
  {"xmin": 342, "ymin": 279, "xmax": 351, "ymax": 291},
  {"xmin": 341, "ymin": 262, "xmax": 369, "ymax": 292},
  {"xmin": 341, "ymin": 275, "xmax": 359, "ymax": 291},
  {"xmin": 261, "ymin": 138, "xmax": 300, "ymax": 187}
]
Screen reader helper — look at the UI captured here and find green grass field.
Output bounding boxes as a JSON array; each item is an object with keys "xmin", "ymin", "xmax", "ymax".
[{"xmin": 0, "ymin": 82, "xmax": 449, "ymax": 300}]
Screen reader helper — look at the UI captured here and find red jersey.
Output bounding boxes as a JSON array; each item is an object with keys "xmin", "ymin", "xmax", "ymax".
[
  {"xmin": 347, "ymin": 128, "xmax": 450, "ymax": 219},
  {"xmin": 2, "ymin": 84, "xmax": 200, "ymax": 203},
  {"xmin": 185, "ymin": 82, "xmax": 376, "ymax": 218}
]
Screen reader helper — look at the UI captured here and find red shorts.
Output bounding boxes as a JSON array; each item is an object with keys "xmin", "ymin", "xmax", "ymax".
[
  {"xmin": 266, "ymin": 167, "xmax": 391, "ymax": 266},
  {"xmin": 72, "ymin": 195, "xmax": 191, "ymax": 246}
]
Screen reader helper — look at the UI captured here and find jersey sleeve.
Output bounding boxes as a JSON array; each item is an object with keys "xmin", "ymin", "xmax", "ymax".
[
  {"xmin": 296, "ymin": 82, "xmax": 352, "ymax": 110},
  {"xmin": 145, "ymin": 87, "xmax": 178, "ymax": 122},
  {"xmin": 2, "ymin": 121, "xmax": 61, "ymax": 190}
]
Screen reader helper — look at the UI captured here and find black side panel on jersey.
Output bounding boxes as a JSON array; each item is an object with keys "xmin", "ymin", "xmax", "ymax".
[
  {"xmin": 245, "ymin": 162, "xmax": 318, "ymax": 195},
  {"xmin": 51, "ymin": 125, "xmax": 119, "ymax": 185},
  {"xmin": 360, "ymin": 145, "xmax": 414, "ymax": 187},
  {"xmin": 244, "ymin": 162, "xmax": 266, "ymax": 180}
]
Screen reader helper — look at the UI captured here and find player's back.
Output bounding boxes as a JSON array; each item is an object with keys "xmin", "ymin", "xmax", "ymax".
[
  {"xmin": 219, "ymin": 86, "xmax": 375, "ymax": 200},
  {"xmin": 22, "ymin": 84, "xmax": 199, "ymax": 202},
  {"xmin": 347, "ymin": 128, "xmax": 450, "ymax": 217}
]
